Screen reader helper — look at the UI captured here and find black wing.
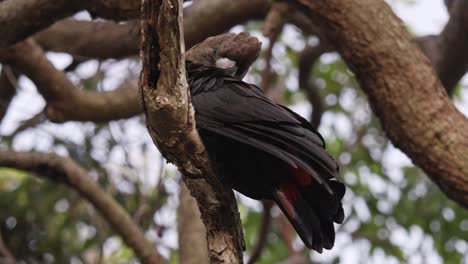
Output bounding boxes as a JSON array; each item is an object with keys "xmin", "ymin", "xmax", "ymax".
[{"xmin": 189, "ymin": 65, "xmax": 339, "ymax": 192}]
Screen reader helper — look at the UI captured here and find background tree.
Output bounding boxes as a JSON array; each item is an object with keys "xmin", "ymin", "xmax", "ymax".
[{"xmin": 0, "ymin": 0, "xmax": 467, "ymax": 263}]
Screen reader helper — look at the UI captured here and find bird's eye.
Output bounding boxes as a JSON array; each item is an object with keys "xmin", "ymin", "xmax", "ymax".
[{"xmin": 213, "ymin": 48, "xmax": 219, "ymax": 54}]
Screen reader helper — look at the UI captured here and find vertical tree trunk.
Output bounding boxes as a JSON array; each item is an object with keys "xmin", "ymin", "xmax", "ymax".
[{"xmin": 139, "ymin": 0, "xmax": 245, "ymax": 263}]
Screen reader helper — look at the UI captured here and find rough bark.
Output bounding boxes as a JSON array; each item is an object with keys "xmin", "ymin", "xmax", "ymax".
[
  {"xmin": 139, "ymin": 0, "xmax": 244, "ymax": 263},
  {"xmin": 178, "ymin": 183, "xmax": 209, "ymax": 264},
  {"xmin": 295, "ymin": 0, "xmax": 468, "ymax": 207},
  {"xmin": 0, "ymin": 150, "xmax": 165, "ymax": 264}
]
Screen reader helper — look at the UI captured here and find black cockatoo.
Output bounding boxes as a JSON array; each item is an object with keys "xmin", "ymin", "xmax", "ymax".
[{"xmin": 185, "ymin": 32, "xmax": 345, "ymax": 252}]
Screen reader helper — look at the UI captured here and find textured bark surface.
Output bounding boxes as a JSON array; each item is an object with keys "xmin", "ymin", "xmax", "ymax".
[
  {"xmin": 139, "ymin": 0, "xmax": 244, "ymax": 263},
  {"xmin": 178, "ymin": 183, "xmax": 209, "ymax": 264},
  {"xmin": 297, "ymin": 0, "xmax": 468, "ymax": 207}
]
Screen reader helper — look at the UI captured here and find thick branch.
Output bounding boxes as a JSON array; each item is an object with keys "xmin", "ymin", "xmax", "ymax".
[
  {"xmin": 0, "ymin": 0, "xmax": 81, "ymax": 48},
  {"xmin": 33, "ymin": 0, "xmax": 327, "ymax": 60},
  {"xmin": 0, "ymin": 150, "xmax": 164, "ymax": 264},
  {"xmin": 35, "ymin": 0, "xmax": 270, "ymax": 59},
  {"xmin": 35, "ymin": 20, "xmax": 141, "ymax": 59},
  {"xmin": 178, "ymin": 183, "xmax": 209, "ymax": 264},
  {"xmin": 296, "ymin": 0, "xmax": 468, "ymax": 206},
  {"xmin": 140, "ymin": 0, "xmax": 244, "ymax": 263},
  {"xmin": 0, "ymin": 40, "xmax": 140, "ymax": 122},
  {"xmin": 4, "ymin": 0, "xmax": 330, "ymax": 125},
  {"xmin": 0, "ymin": 0, "xmax": 144, "ymax": 47}
]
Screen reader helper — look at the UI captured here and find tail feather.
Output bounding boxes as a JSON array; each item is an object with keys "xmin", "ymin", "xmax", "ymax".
[
  {"xmin": 273, "ymin": 177, "xmax": 345, "ymax": 252},
  {"xmin": 274, "ymin": 184, "xmax": 323, "ymax": 252}
]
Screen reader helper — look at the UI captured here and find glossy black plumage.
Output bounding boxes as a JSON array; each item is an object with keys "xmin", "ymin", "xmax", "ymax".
[{"xmin": 187, "ymin": 61, "xmax": 345, "ymax": 252}]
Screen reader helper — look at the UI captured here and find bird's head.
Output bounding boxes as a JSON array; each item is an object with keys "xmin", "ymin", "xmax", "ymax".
[{"xmin": 186, "ymin": 32, "xmax": 262, "ymax": 79}]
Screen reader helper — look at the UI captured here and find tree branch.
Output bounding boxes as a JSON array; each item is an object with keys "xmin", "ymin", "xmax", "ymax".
[
  {"xmin": 35, "ymin": 19, "xmax": 141, "ymax": 59},
  {"xmin": 295, "ymin": 0, "xmax": 468, "ymax": 207},
  {"xmin": 0, "ymin": 0, "xmax": 145, "ymax": 47},
  {"xmin": 0, "ymin": 39, "xmax": 140, "ymax": 122},
  {"xmin": 32, "ymin": 0, "xmax": 330, "ymax": 61},
  {"xmin": 35, "ymin": 0, "xmax": 271, "ymax": 59},
  {"xmin": 0, "ymin": 0, "xmax": 81, "ymax": 48},
  {"xmin": 178, "ymin": 183, "xmax": 209, "ymax": 264},
  {"xmin": 139, "ymin": 0, "xmax": 244, "ymax": 263},
  {"xmin": 0, "ymin": 150, "xmax": 165, "ymax": 264}
]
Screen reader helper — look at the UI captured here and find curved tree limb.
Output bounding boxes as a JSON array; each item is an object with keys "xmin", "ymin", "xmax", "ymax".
[
  {"xmin": 0, "ymin": 150, "xmax": 164, "ymax": 264},
  {"xmin": 6, "ymin": 0, "xmax": 467, "ymax": 130},
  {"xmin": 35, "ymin": 19, "xmax": 141, "ymax": 59},
  {"xmin": 35, "ymin": 0, "xmax": 271, "ymax": 59},
  {"xmin": 295, "ymin": 0, "xmax": 468, "ymax": 207},
  {"xmin": 139, "ymin": 0, "xmax": 244, "ymax": 263},
  {"xmin": 0, "ymin": 0, "xmax": 144, "ymax": 47},
  {"xmin": 0, "ymin": 39, "xmax": 140, "ymax": 122},
  {"xmin": 0, "ymin": 0, "xmax": 82, "ymax": 48},
  {"xmin": 33, "ymin": 0, "xmax": 330, "ymax": 61}
]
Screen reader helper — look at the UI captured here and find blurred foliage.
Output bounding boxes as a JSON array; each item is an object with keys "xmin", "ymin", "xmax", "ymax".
[{"xmin": 1, "ymin": 2, "xmax": 468, "ymax": 263}]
